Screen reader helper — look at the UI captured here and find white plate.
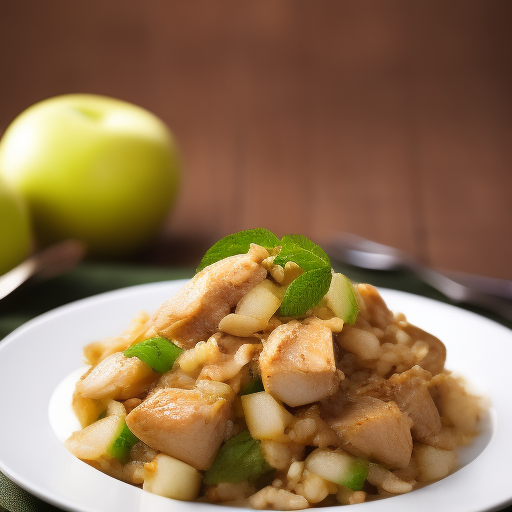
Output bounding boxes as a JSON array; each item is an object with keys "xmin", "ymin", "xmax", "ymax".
[{"xmin": 0, "ymin": 280, "xmax": 511, "ymax": 512}]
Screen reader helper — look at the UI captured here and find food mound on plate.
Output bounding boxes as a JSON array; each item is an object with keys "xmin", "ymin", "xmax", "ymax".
[{"xmin": 65, "ymin": 229, "xmax": 484, "ymax": 509}]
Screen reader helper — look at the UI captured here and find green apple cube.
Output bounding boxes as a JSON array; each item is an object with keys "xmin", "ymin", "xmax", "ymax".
[
  {"xmin": 143, "ymin": 454, "xmax": 202, "ymax": 501},
  {"xmin": 305, "ymin": 448, "xmax": 369, "ymax": 491},
  {"xmin": 323, "ymin": 273, "xmax": 359, "ymax": 324},
  {"xmin": 65, "ymin": 399, "xmax": 128, "ymax": 461},
  {"xmin": 65, "ymin": 415, "xmax": 123, "ymax": 461},
  {"xmin": 235, "ymin": 279, "xmax": 284, "ymax": 321},
  {"xmin": 108, "ymin": 420, "xmax": 139, "ymax": 463},
  {"xmin": 241, "ymin": 391, "xmax": 293, "ymax": 440}
]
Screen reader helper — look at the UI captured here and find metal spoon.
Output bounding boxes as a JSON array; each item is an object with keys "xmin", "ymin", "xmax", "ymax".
[
  {"xmin": 0, "ymin": 239, "xmax": 87, "ymax": 300},
  {"xmin": 324, "ymin": 232, "xmax": 512, "ymax": 321}
]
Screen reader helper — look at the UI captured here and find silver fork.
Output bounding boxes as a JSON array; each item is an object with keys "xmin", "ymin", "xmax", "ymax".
[
  {"xmin": 324, "ymin": 232, "xmax": 512, "ymax": 321},
  {"xmin": 0, "ymin": 239, "xmax": 87, "ymax": 300}
]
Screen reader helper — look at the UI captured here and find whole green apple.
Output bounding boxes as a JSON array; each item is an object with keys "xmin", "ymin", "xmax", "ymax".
[
  {"xmin": 0, "ymin": 178, "xmax": 32, "ymax": 275},
  {"xmin": 0, "ymin": 94, "xmax": 180, "ymax": 257}
]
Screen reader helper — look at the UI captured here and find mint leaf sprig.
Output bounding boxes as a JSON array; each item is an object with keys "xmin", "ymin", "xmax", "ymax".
[
  {"xmin": 273, "ymin": 234, "xmax": 330, "ymax": 270},
  {"xmin": 197, "ymin": 228, "xmax": 280, "ymax": 272},
  {"xmin": 279, "ymin": 266, "xmax": 331, "ymax": 317},
  {"xmin": 196, "ymin": 228, "xmax": 332, "ymax": 317},
  {"xmin": 276, "ymin": 234, "xmax": 332, "ymax": 316}
]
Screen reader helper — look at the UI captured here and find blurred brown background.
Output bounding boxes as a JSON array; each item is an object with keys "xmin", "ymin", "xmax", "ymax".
[{"xmin": 1, "ymin": 0, "xmax": 511, "ymax": 278}]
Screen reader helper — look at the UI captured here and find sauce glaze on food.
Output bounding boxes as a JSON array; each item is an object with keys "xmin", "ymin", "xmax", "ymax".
[{"xmin": 65, "ymin": 231, "xmax": 484, "ymax": 509}]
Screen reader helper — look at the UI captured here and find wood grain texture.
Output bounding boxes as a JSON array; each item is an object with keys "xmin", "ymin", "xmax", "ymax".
[
  {"xmin": 408, "ymin": 1, "xmax": 512, "ymax": 277},
  {"xmin": 1, "ymin": 0, "xmax": 511, "ymax": 277}
]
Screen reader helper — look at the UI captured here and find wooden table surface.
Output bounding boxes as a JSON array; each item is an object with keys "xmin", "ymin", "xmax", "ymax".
[{"xmin": 1, "ymin": 1, "xmax": 511, "ymax": 278}]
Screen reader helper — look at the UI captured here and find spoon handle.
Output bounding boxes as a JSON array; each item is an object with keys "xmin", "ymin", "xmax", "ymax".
[
  {"xmin": 325, "ymin": 232, "xmax": 512, "ymax": 321},
  {"xmin": 412, "ymin": 264, "xmax": 512, "ymax": 321},
  {"xmin": 438, "ymin": 270, "xmax": 512, "ymax": 301},
  {"xmin": 0, "ymin": 240, "xmax": 87, "ymax": 300}
]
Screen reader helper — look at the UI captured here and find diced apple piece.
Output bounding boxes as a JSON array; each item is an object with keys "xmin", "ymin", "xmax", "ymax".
[
  {"xmin": 305, "ymin": 448, "xmax": 369, "ymax": 491},
  {"xmin": 65, "ymin": 415, "xmax": 122, "ymax": 461},
  {"xmin": 323, "ymin": 273, "xmax": 359, "ymax": 324},
  {"xmin": 236, "ymin": 279, "xmax": 284, "ymax": 319},
  {"xmin": 219, "ymin": 280, "xmax": 284, "ymax": 336},
  {"xmin": 65, "ymin": 399, "xmax": 126, "ymax": 460},
  {"xmin": 143, "ymin": 454, "xmax": 202, "ymax": 501},
  {"xmin": 108, "ymin": 420, "xmax": 139, "ymax": 462},
  {"xmin": 218, "ymin": 313, "xmax": 268, "ymax": 337},
  {"xmin": 242, "ymin": 391, "xmax": 293, "ymax": 440},
  {"xmin": 413, "ymin": 444, "xmax": 456, "ymax": 482}
]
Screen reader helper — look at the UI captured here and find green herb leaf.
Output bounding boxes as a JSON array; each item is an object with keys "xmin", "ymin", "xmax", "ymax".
[
  {"xmin": 274, "ymin": 234, "xmax": 330, "ymax": 271},
  {"xmin": 197, "ymin": 230, "xmax": 332, "ymax": 317},
  {"xmin": 280, "ymin": 234, "xmax": 330, "ymax": 264},
  {"xmin": 280, "ymin": 266, "xmax": 332, "ymax": 316},
  {"xmin": 123, "ymin": 337, "xmax": 182, "ymax": 374},
  {"xmin": 197, "ymin": 228, "xmax": 280, "ymax": 272},
  {"xmin": 204, "ymin": 431, "xmax": 274, "ymax": 485},
  {"xmin": 109, "ymin": 420, "xmax": 139, "ymax": 463}
]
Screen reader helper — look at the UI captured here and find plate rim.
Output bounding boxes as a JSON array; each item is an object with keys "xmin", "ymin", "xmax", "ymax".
[{"xmin": 0, "ymin": 280, "xmax": 511, "ymax": 512}]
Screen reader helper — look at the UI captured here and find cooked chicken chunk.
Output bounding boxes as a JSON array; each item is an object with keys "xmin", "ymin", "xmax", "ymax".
[
  {"xmin": 387, "ymin": 369, "xmax": 441, "ymax": 441},
  {"xmin": 401, "ymin": 324, "xmax": 446, "ymax": 376},
  {"xmin": 366, "ymin": 367, "xmax": 441, "ymax": 442},
  {"xmin": 322, "ymin": 396, "xmax": 413, "ymax": 468},
  {"xmin": 77, "ymin": 352, "xmax": 158, "ymax": 400},
  {"xmin": 125, "ymin": 386, "xmax": 232, "ymax": 470},
  {"xmin": 152, "ymin": 245, "xmax": 268, "ymax": 349},
  {"xmin": 260, "ymin": 319, "xmax": 340, "ymax": 407}
]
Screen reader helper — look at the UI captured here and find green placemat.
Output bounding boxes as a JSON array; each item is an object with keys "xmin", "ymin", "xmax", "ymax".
[
  {"xmin": 0, "ymin": 262, "xmax": 510, "ymax": 512},
  {"xmin": 0, "ymin": 472, "xmax": 62, "ymax": 512}
]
